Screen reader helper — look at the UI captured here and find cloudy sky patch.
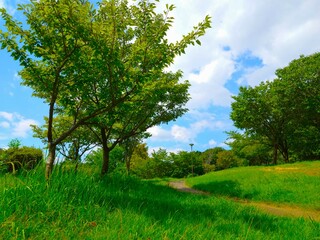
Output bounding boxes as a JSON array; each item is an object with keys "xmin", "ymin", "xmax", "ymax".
[{"xmin": 0, "ymin": 0, "xmax": 319, "ymax": 152}]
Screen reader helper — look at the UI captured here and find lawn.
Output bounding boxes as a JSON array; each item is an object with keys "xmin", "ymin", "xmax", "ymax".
[
  {"xmin": 187, "ymin": 161, "xmax": 320, "ymax": 209},
  {"xmin": 0, "ymin": 163, "xmax": 319, "ymax": 239}
]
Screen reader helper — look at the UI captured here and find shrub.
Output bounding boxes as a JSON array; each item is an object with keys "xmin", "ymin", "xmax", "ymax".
[
  {"xmin": 203, "ymin": 163, "xmax": 216, "ymax": 173},
  {"xmin": 216, "ymin": 151, "xmax": 240, "ymax": 170},
  {"xmin": 6, "ymin": 147, "xmax": 43, "ymax": 172}
]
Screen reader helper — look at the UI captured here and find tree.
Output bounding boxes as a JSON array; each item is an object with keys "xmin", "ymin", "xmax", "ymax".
[
  {"xmin": 274, "ymin": 53, "xmax": 320, "ymax": 160},
  {"xmin": 200, "ymin": 147, "xmax": 225, "ymax": 165},
  {"xmin": 171, "ymin": 151, "xmax": 203, "ymax": 177},
  {"xmin": 84, "ymin": 145, "xmax": 125, "ymax": 173},
  {"xmin": 231, "ymin": 53, "xmax": 320, "ymax": 164},
  {"xmin": 231, "ymin": 82, "xmax": 290, "ymax": 164},
  {"xmin": 216, "ymin": 150, "xmax": 240, "ymax": 170},
  {"xmin": 122, "ymin": 139, "xmax": 147, "ymax": 174},
  {"xmin": 0, "ymin": 0, "xmax": 211, "ymax": 180},
  {"xmin": 275, "ymin": 53, "xmax": 320, "ymax": 130},
  {"xmin": 32, "ymin": 115, "xmax": 98, "ymax": 171},
  {"xmin": 226, "ymin": 131, "xmax": 271, "ymax": 166}
]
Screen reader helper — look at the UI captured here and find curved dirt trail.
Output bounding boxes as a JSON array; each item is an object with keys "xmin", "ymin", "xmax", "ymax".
[{"xmin": 168, "ymin": 180, "xmax": 320, "ymax": 222}]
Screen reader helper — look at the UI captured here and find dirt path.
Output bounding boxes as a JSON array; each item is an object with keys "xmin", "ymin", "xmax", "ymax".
[{"xmin": 168, "ymin": 180, "xmax": 320, "ymax": 222}]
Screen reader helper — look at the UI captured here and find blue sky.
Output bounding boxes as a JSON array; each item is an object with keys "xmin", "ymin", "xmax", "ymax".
[{"xmin": 1, "ymin": 0, "xmax": 320, "ymax": 154}]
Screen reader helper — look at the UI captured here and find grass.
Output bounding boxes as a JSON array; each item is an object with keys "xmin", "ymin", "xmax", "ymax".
[
  {"xmin": 0, "ymin": 163, "xmax": 319, "ymax": 239},
  {"xmin": 187, "ymin": 161, "xmax": 320, "ymax": 209}
]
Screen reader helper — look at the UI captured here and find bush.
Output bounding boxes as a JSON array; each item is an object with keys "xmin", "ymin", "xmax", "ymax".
[
  {"xmin": 216, "ymin": 151, "xmax": 241, "ymax": 170},
  {"xmin": 203, "ymin": 163, "xmax": 216, "ymax": 173},
  {"xmin": 5, "ymin": 147, "xmax": 43, "ymax": 173}
]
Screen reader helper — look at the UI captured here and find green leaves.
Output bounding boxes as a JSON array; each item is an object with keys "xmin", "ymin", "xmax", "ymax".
[
  {"xmin": 1, "ymin": 0, "xmax": 211, "ymax": 177},
  {"xmin": 231, "ymin": 52, "xmax": 320, "ymax": 162}
]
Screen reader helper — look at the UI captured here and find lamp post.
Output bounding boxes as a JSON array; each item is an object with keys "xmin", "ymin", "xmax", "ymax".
[{"xmin": 189, "ymin": 143, "xmax": 194, "ymax": 176}]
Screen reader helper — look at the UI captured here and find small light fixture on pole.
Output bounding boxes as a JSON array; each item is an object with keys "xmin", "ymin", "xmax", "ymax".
[
  {"xmin": 189, "ymin": 143, "xmax": 194, "ymax": 176},
  {"xmin": 189, "ymin": 143, "xmax": 194, "ymax": 152}
]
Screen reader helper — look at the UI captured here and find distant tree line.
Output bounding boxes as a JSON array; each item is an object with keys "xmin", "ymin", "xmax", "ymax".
[{"xmin": 79, "ymin": 144, "xmax": 242, "ymax": 178}]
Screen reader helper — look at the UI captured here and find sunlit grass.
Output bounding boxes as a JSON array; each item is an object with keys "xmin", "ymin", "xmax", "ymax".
[
  {"xmin": 1, "ymin": 163, "xmax": 319, "ymax": 239},
  {"xmin": 187, "ymin": 161, "xmax": 320, "ymax": 209}
]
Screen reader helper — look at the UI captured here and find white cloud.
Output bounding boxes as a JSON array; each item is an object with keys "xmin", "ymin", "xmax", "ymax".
[
  {"xmin": 187, "ymin": 53, "xmax": 235, "ymax": 109},
  {"xmin": 171, "ymin": 125, "xmax": 192, "ymax": 143},
  {"xmin": 147, "ymin": 0, "xmax": 320, "ymax": 151},
  {"xmin": 0, "ymin": 111, "xmax": 38, "ymax": 139},
  {"xmin": 12, "ymin": 119, "xmax": 38, "ymax": 138},
  {"xmin": 0, "ymin": 121, "xmax": 10, "ymax": 128},
  {"xmin": 164, "ymin": 0, "xmax": 320, "ymax": 92},
  {"xmin": 208, "ymin": 139, "xmax": 217, "ymax": 147},
  {"xmin": 147, "ymin": 126, "xmax": 172, "ymax": 142},
  {"xmin": 0, "ymin": 111, "xmax": 14, "ymax": 121},
  {"xmin": 147, "ymin": 118, "xmax": 229, "ymax": 145}
]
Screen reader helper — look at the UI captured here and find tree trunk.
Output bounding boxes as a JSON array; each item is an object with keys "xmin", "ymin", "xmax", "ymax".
[
  {"xmin": 100, "ymin": 128, "xmax": 110, "ymax": 176},
  {"xmin": 101, "ymin": 146, "xmax": 110, "ymax": 176},
  {"xmin": 45, "ymin": 143, "xmax": 56, "ymax": 181},
  {"xmin": 125, "ymin": 155, "xmax": 131, "ymax": 175},
  {"xmin": 273, "ymin": 143, "xmax": 278, "ymax": 165},
  {"xmin": 281, "ymin": 140, "xmax": 289, "ymax": 163}
]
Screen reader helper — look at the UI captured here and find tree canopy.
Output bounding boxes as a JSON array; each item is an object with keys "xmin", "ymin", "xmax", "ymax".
[
  {"xmin": 231, "ymin": 52, "xmax": 320, "ymax": 163},
  {"xmin": 0, "ymin": 0, "xmax": 211, "ymax": 179}
]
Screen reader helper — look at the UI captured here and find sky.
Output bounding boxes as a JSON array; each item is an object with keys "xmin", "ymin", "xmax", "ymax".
[{"xmin": 0, "ymin": 0, "xmax": 320, "ymax": 154}]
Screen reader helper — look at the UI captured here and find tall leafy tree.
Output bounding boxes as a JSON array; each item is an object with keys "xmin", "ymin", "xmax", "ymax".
[
  {"xmin": 274, "ymin": 53, "xmax": 320, "ymax": 159},
  {"xmin": 275, "ymin": 53, "xmax": 320, "ymax": 129},
  {"xmin": 0, "ymin": 0, "xmax": 211, "ymax": 179},
  {"xmin": 231, "ymin": 81, "xmax": 290, "ymax": 164},
  {"xmin": 231, "ymin": 53, "xmax": 320, "ymax": 164}
]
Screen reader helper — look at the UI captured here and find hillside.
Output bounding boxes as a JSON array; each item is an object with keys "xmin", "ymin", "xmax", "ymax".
[{"xmin": 187, "ymin": 161, "xmax": 320, "ymax": 209}]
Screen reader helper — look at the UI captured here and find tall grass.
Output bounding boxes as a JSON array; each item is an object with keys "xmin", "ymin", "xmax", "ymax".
[
  {"xmin": 187, "ymin": 161, "xmax": 320, "ymax": 209},
  {"xmin": 0, "ymin": 164, "xmax": 319, "ymax": 239}
]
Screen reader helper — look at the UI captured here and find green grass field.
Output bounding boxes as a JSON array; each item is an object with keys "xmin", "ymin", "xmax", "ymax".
[
  {"xmin": 187, "ymin": 161, "xmax": 320, "ymax": 209},
  {"xmin": 1, "ymin": 162, "xmax": 319, "ymax": 239}
]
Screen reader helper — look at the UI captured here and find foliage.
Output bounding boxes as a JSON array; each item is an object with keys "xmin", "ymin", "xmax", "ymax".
[
  {"xmin": 7, "ymin": 138, "xmax": 21, "ymax": 149},
  {"xmin": 133, "ymin": 149, "xmax": 204, "ymax": 179},
  {"xmin": 216, "ymin": 150, "xmax": 242, "ymax": 170},
  {"xmin": 275, "ymin": 53, "xmax": 320, "ymax": 130},
  {"xmin": 4, "ymin": 146, "xmax": 43, "ymax": 173},
  {"xmin": 129, "ymin": 143, "xmax": 149, "ymax": 171},
  {"xmin": 226, "ymin": 131, "xmax": 272, "ymax": 166},
  {"xmin": 231, "ymin": 53, "xmax": 320, "ymax": 164},
  {"xmin": 0, "ymin": 0, "xmax": 211, "ymax": 179},
  {"xmin": 32, "ymin": 116, "xmax": 98, "ymax": 163},
  {"xmin": 84, "ymin": 146, "xmax": 125, "ymax": 173},
  {"xmin": 200, "ymin": 147, "xmax": 225, "ymax": 165},
  {"xmin": 171, "ymin": 151, "xmax": 203, "ymax": 177}
]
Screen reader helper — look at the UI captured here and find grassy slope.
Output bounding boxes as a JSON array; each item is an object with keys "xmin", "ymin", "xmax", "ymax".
[
  {"xmin": 187, "ymin": 161, "xmax": 320, "ymax": 209},
  {"xmin": 0, "ymin": 164, "xmax": 319, "ymax": 239}
]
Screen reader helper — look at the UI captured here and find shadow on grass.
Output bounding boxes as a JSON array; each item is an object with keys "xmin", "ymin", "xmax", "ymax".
[
  {"xmin": 94, "ymin": 175, "xmax": 293, "ymax": 235},
  {"xmin": 2, "ymin": 171, "xmax": 319, "ymax": 238},
  {"xmin": 192, "ymin": 180, "xmax": 242, "ymax": 198}
]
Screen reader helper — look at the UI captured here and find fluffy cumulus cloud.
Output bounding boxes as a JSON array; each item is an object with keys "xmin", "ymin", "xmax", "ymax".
[
  {"xmin": 208, "ymin": 139, "xmax": 217, "ymax": 147},
  {"xmin": 1, "ymin": 0, "xmax": 319, "ymax": 152},
  {"xmin": 145, "ymin": 0, "xmax": 320, "ymax": 151},
  {"xmin": 147, "ymin": 118, "xmax": 228, "ymax": 145},
  {"xmin": 0, "ymin": 111, "xmax": 38, "ymax": 140}
]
